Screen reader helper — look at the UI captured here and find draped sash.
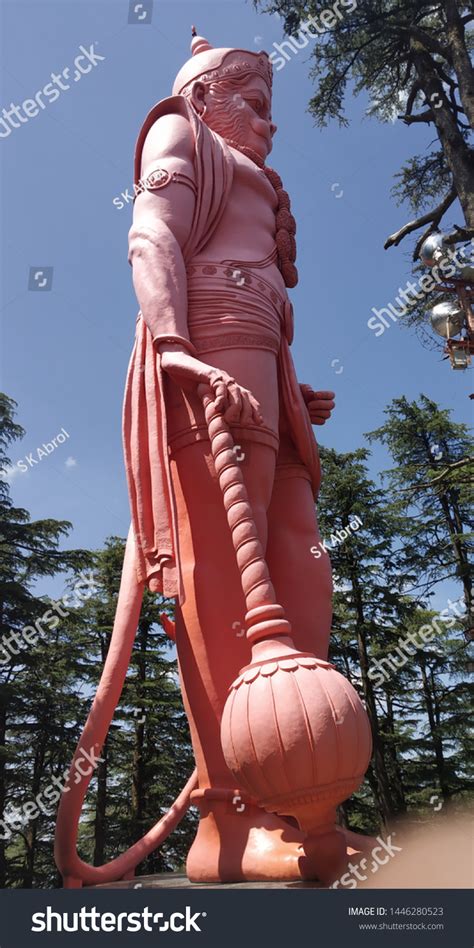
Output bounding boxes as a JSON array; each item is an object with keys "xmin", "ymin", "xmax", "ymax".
[{"xmin": 123, "ymin": 97, "xmax": 234, "ymax": 600}]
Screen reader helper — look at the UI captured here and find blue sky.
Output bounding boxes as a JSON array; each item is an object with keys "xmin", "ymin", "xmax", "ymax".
[{"xmin": 1, "ymin": 0, "xmax": 472, "ymax": 607}]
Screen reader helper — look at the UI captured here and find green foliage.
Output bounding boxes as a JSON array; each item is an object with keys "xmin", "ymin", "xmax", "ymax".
[
  {"xmin": 367, "ymin": 394, "xmax": 473, "ymax": 610},
  {"xmin": 391, "ymin": 150, "xmax": 452, "ymax": 216},
  {"xmin": 257, "ymin": 1, "xmax": 472, "ymax": 126},
  {"xmin": 257, "ymin": 0, "xmax": 474, "ymax": 335},
  {"xmin": 316, "ymin": 393, "xmax": 473, "ymax": 830},
  {"xmin": 0, "ymin": 394, "xmax": 92, "ymax": 887}
]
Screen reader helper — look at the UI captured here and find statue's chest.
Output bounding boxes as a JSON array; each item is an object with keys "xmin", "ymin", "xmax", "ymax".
[
  {"xmin": 234, "ymin": 152, "xmax": 277, "ymax": 200},
  {"xmin": 223, "ymin": 154, "xmax": 278, "ymax": 232}
]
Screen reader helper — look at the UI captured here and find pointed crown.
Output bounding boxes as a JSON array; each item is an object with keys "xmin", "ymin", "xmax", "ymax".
[{"xmin": 172, "ymin": 28, "xmax": 273, "ymax": 96}]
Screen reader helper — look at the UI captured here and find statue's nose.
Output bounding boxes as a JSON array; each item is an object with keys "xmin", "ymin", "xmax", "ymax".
[{"xmin": 270, "ymin": 122, "xmax": 277, "ymax": 137}]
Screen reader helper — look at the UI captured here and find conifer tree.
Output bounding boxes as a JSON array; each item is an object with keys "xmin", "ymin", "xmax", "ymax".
[
  {"xmin": 0, "ymin": 393, "xmax": 90, "ymax": 887},
  {"xmin": 367, "ymin": 394, "xmax": 473, "ymax": 621},
  {"xmin": 317, "ymin": 445, "xmax": 413, "ymax": 826}
]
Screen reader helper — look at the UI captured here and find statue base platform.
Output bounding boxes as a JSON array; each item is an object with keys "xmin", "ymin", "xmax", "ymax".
[{"xmin": 94, "ymin": 872, "xmax": 323, "ymax": 889}]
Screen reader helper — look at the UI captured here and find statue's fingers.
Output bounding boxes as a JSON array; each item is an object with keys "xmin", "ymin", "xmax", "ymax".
[
  {"xmin": 212, "ymin": 379, "xmax": 226, "ymax": 398},
  {"xmin": 239, "ymin": 391, "xmax": 254, "ymax": 426},
  {"xmin": 224, "ymin": 381, "xmax": 242, "ymax": 422},
  {"xmin": 309, "ymin": 409, "xmax": 332, "ymax": 424},
  {"xmin": 308, "ymin": 398, "xmax": 335, "ymax": 412},
  {"xmin": 313, "ymin": 391, "xmax": 335, "ymax": 401},
  {"xmin": 249, "ymin": 395, "xmax": 264, "ymax": 426},
  {"xmin": 212, "ymin": 379, "xmax": 228, "ymax": 413}
]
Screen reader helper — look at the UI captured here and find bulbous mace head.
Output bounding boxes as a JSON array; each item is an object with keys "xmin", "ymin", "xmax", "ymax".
[{"xmin": 220, "ymin": 641, "xmax": 372, "ymax": 836}]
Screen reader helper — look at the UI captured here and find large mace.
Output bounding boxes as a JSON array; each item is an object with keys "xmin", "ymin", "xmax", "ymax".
[{"xmin": 199, "ymin": 385, "xmax": 372, "ymax": 883}]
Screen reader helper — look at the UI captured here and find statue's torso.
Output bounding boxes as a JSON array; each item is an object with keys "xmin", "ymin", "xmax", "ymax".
[
  {"xmin": 192, "ymin": 146, "xmax": 287, "ymax": 299},
  {"xmin": 166, "ymin": 148, "xmax": 289, "ymax": 457}
]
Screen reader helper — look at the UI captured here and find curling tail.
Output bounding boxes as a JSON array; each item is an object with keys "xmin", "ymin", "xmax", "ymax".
[{"xmin": 54, "ymin": 525, "xmax": 197, "ymax": 887}]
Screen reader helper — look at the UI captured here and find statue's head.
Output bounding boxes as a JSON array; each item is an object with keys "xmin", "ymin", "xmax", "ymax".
[{"xmin": 173, "ymin": 30, "xmax": 276, "ymax": 162}]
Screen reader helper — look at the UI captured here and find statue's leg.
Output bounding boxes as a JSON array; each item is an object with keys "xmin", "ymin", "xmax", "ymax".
[
  {"xmin": 266, "ymin": 460, "xmax": 378, "ymax": 859},
  {"xmin": 265, "ymin": 466, "xmax": 333, "ymax": 659},
  {"xmin": 169, "ymin": 436, "xmax": 311, "ymax": 882}
]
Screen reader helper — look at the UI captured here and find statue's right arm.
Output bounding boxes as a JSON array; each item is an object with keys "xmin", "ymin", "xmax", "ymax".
[
  {"xmin": 128, "ymin": 113, "xmax": 262, "ymax": 424},
  {"xmin": 128, "ymin": 113, "xmax": 209, "ymax": 382}
]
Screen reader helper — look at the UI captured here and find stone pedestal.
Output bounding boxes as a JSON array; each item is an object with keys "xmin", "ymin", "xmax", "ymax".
[{"xmin": 94, "ymin": 872, "xmax": 323, "ymax": 890}]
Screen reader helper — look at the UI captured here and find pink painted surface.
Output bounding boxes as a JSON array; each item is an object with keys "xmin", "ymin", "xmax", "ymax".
[{"xmin": 54, "ymin": 31, "xmax": 371, "ymax": 887}]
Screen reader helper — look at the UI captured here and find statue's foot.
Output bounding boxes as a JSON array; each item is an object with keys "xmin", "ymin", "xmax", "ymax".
[
  {"xmin": 186, "ymin": 792, "xmax": 380, "ymax": 884},
  {"xmin": 186, "ymin": 796, "xmax": 310, "ymax": 883}
]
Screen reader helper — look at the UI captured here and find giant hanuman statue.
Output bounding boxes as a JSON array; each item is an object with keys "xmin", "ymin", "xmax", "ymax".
[{"xmin": 55, "ymin": 31, "xmax": 372, "ymax": 887}]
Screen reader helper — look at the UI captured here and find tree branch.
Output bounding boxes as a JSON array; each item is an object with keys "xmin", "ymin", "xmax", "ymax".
[
  {"xmin": 405, "ymin": 78, "xmax": 422, "ymax": 115},
  {"xmin": 399, "ymin": 109, "xmax": 435, "ymax": 124},
  {"xmin": 395, "ymin": 458, "xmax": 473, "ymax": 492},
  {"xmin": 432, "ymin": 52, "xmax": 470, "ymax": 128},
  {"xmin": 384, "ymin": 186, "xmax": 457, "ymax": 251},
  {"xmin": 397, "ymin": 25, "xmax": 452, "ymax": 63},
  {"xmin": 443, "ymin": 225, "xmax": 474, "ymax": 245},
  {"xmin": 433, "ymin": 60, "xmax": 458, "ymax": 90}
]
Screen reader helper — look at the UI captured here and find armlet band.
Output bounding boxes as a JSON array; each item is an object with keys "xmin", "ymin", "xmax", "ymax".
[{"xmin": 135, "ymin": 167, "xmax": 198, "ymax": 200}]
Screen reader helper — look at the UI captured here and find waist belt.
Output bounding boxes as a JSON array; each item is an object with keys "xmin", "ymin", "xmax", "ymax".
[{"xmin": 186, "ymin": 262, "xmax": 294, "ymax": 350}]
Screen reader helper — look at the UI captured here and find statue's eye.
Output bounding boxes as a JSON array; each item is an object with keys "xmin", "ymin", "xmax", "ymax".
[{"xmin": 249, "ymin": 99, "xmax": 263, "ymax": 115}]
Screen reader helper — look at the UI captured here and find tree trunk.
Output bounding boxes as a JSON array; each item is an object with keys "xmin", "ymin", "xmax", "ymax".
[
  {"xmin": 418, "ymin": 658, "xmax": 450, "ymax": 802},
  {"xmin": 438, "ymin": 489, "xmax": 472, "ymax": 619},
  {"xmin": 93, "ymin": 738, "xmax": 108, "ymax": 866},
  {"xmin": 22, "ymin": 724, "xmax": 48, "ymax": 888},
  {"xmin": 131, "ymin": 623, "xmax": 148, "ymax": 844},
  {"xmin": 350, "ymin": 572, "xmax": 398, "ymax": 824},
  {"xmin": 93, "ymin": 631, "xmax": 111, "ymax": 866},
  {"xmin": 443, "ymin": 0, "xmax": 474, "ymax": 129},
  {"xmin": 411, "ymin": 39, "xmax": 474, "ymax": 228},
  {"xmin": 424, "ymin": 432, "xmax": 472, "ymax": 620},
  {"xmin": 385, "ymin": 693, "xmax": 407, "ymax": 813},
  {"xmin": 0, "ymin": 700, "xmax": 6, "ymax": 887}
]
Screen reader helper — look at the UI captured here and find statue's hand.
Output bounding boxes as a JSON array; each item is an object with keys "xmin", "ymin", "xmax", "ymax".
[
  {"xmin": 207, "ymin": 368, "xmax": 264, "ymax": 426},
  {"xmin": 159, "ymin": 348, "xmax": 263, "ymax": 425},
  {"xmin": 300, "ymin": 385, "xmax": 335, "ymax": 426}
]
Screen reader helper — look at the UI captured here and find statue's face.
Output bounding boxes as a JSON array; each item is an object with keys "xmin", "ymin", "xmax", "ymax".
[{"xmin": 191, "ymin": 74, "xmax": 276, "ymax": 161}]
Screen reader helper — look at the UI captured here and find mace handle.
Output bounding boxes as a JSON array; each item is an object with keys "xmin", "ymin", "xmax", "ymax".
[{"xmin": 198, "ymin": 384, "xmax": 292, "ymax": 644}]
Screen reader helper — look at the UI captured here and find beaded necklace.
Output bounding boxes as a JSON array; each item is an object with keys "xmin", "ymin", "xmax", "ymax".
[{"xmin": 226, "ymin": 139, "xmax": 298, "ymax": 289}]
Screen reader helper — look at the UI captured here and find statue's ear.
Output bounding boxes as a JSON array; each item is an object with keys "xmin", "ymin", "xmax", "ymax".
[{"xmin": 189, "ymin": 80, "xmax": 207, "ymax": 115}]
